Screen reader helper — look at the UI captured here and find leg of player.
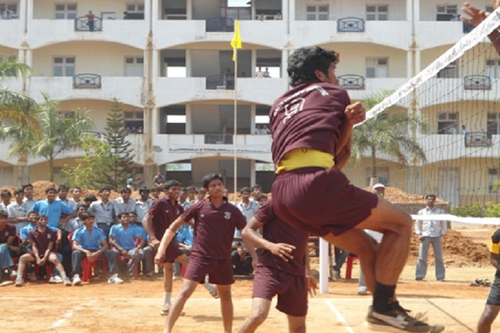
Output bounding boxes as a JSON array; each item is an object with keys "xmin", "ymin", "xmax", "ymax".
[
  {"xmin": 15, "ymin": 253, "xmax": 35, "ymax": 286},
  {"xmin": 287, "ymin": 314, "xmax": 306, "ymax": 333},
  {"xmin": 237, "ymin": 297, "xmax": 272, "ymax": 333},
  {"xmin": 162, "ymin": 262, "xmax": 174, "ymax": 313},
  {"xmin": 176, "ymin": 253, "xmax": 218, "ymax": 298},
  {"xmin": 47, "ymin": 252, "xmax": 71, "ymax": 286},
  {"xmin": 477, "ymin": 305, "xmax": 500, "ymax": 333},
  {"xmin": 164, "ymin": 279, "xmax": 198, "ymax": 333},
  {"xmin": 217, "ymin": 284, "xmax": 234, "ymax": 333}
]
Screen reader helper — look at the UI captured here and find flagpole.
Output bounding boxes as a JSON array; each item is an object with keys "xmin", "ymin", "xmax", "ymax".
[{"xmin": 233, "ymin": 50, "xmax": 238, "ymax": 195}]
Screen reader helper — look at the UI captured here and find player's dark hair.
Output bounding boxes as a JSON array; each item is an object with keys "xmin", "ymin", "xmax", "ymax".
[
  {"xmin": 45, "ymin": 186, "xmax": 57, "ymax": 194},
  {"xmin": 1, "ymin": 189, "xmax": 12, "ymax": 197},
  {"xmin": 121, "ymin": 187, "xmax": 132, "ymax": 194},
  {"xmin": 202, "ymin": 173, "xmax": 224, "ymax": 189},
  {"xmin": 138, "ymin": 186, "xmax": 150, "ymax": 194},
  {"xmin": 81, "ymin": 212, "xmax": 95, "ymax": 220},
  {"xmin": 27, "ymin": 210, "xmax": 39, "ymax": 217},
  {"xmin": 240, "ymin": 186, "xmax": 251, "ymax": 193},
  {"xmin": 76, "ymin": 202, "xmax": 88, "ymax": 210},
  {"xmin": 117, "ymin": 212, "xmax": 129, "ymax": 218},
  {"xmin": 251, "ymin": 184, "xmax": 262, "ymax": 191},
  {"xmin": 57, "ymin": 185, "xmax": 69, "ymax": 192},
  {"xmin": 287, "ymin": 46, "xmax": 339, "ymax": 86},
  {"xmin": 164, "ymin": 180, "xmax": 181, "ymax": 190},
  {"xmin": 84, "ymin": 194, "xmax": 97, "ymax": 202},
  {"xmin": 22, "ymin": 183, "xmax": 33, "ymax": 190},
  {"xmin": 425, "ymin": 194, "xmax": 437, "ymax": 200},
  {"xmin": 98, "ymin": 186, "xmax": 111, "ymax": 193},
  {"xmin": 13, "ymin": 188, "xmax": 24, "ymax": 195}
]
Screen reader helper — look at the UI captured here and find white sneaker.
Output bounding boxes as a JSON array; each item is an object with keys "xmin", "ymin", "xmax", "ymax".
[
  {"xmin": 49, "ymin": 275, "xmax": 63, "ymax": 284},
  {"xmin": 108, "ymin": 274, "xmax": 124, "ymax": 284},
  {"xmin": 73, "ymin": 274, "xmax": 82, "ymax": 285},
  {"xmin": 63, "ymin": 277, "xmax": 72, "ymax": 286},
  {"xmin": 15, "ymin": 278, "xmax": 25, "ymax": 287},
  {"xmin": 9, "ymin": 270, "xmax": 17, "ymax": 278}
]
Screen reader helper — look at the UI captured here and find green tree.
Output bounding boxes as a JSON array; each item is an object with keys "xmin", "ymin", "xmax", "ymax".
[
  {"xmin": 0, "ymin": 58, "xmax": 39, "ymax": 132},
  {"xmin": 350, "ymin": 90, "xmax": 427, "ymax": 185},
  {"xmin": 61, "ymin": 135, "xmax": 117, "ymax": 188},
  {"xmin": 104, "ymin": 98, "xmax": 136, "ymax": 190},
  {"xmin": 28, "ymin": 93, "xmax": 93, "ymax": 181}
]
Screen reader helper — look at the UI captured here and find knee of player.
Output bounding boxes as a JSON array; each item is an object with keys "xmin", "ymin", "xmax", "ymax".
[
  {"xmin": 480, "ymin": 306, "xmax": 500, "ymax": 324},
  {"xmin": 249, "ymin": 311, "xmax": 268, "ymax": 324}
]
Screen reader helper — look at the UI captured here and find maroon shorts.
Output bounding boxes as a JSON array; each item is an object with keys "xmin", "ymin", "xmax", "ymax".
[
  {"xmin": 163, "ymin": 241, "xmax": 184, "ymax": 263},
  {"xmin": 184, "ymin": 254, "xmax": 234, "ymax": 285},
  {"xmin": 252, "ymin": 264, "xmax": 307, "ymax": 317},
  {"xmin": 28, "ymin": 250, "xmax": 55, "ymax": 260},
  {"xmin": 272, "ymin": 167, "xmax": 378, "ymax": 236}
]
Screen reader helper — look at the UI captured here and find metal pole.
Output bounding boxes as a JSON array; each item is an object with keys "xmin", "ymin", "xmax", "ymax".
[{"xmin": 233, "ymin": 51, "xmax": 238, "ymax": 194}]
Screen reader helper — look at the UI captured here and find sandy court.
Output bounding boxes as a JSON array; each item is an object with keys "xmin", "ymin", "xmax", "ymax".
[{"xmin": 0, "ymin": 265, "xmax": 498, "ymax": 333}]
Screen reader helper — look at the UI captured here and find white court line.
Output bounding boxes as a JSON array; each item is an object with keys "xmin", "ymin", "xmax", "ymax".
[
  {"xmin": 324, "ymin": 299, "xmax": 355, "ymax": 333},
  {"xmin": 49, "ymin": 299, "xmax": 97, "ymax": 329}
]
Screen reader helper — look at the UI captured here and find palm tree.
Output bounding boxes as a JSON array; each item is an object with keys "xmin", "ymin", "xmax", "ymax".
[
  {"xmin": 29, "ymin": 93, "xmax": 93, "ymax": 181},
  {"xmin": 350, "ymin": 90, "xmax": 427, "ymax": 186},
  {"xmin": 0, "ymin": 58, "xmax": 39, "ymax": 132}
]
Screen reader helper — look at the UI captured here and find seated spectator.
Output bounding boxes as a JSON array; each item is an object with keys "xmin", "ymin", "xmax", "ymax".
[
  {"xmin": 128, "ymin": 212, "xmax": 154, "ymax": 277},
  {"xmin": 71, "ymin": 213, "xmax": 122, "ymax": 285},
  {"xmin": 231, "ymin": 240, "xmax": 253, "ymax": 275},
  {"xmin": 135, "ymin": 187, "xmax": 153, "ymax": 225},
  {"xmin": 15, "ymin": 215, "xmax": 71, "ymax": 287},
  {"xmin": 109, "ymin": 212, "xmax": 144, "ymax": 280},
  {"xmin": 19, "ymin": 211, "xmax": 40, "ymax": 281},
  {"xmin": 60, "ymin": 203, "xmax": 88, "ymax": 277},
  {"xmin": 173, "ymin": 222, "xmax": 194, "ymax": 279},
  {"xmin": 7, "ymin": 188, "xmax": 29, "ymax": 234},
  {"xmin": 114, "ymin": 188, "xmax": 136, "ymax": 222},
  {"xmin": 0, "ymin": 210, "xmax": 16, "ymax": 280}
]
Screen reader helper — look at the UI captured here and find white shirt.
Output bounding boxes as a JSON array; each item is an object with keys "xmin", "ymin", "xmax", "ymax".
[{"xmin": 415, "ymin": 206, "xmax": 447, "ymax": 237}]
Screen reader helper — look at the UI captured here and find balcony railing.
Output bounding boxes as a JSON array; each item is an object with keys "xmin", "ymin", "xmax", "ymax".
[
  {"xmin": 338, "ymin": 74, "xmax": 365, "ymax": 90},
  {"xmin": 337, "ymin": 17, "xmax": 365, "ymax": 32},
  {"xmin": 464, "ymin": 75, "xmax": 491, "ymax": 90},
  {"xmin": 206, "ymin": 17, "xmax": 234, "ymax": 32},
  {"xmin": 73, "ymin": 73, "xmax": 102, "ymax": 89},
  {"xmin": 206, "ymin": 74, "xmax": 234, "ymax": 90},
  {"xmin": 75, "ymin": 16, "xmax": 102, "ymax": 32},
  {"xmin": 205, "ymin": 133, "xmax": 233, "ymax": 144},
  {"xmin": 465, "ymin": 132, "xmax": 492, "ymax": 147}
]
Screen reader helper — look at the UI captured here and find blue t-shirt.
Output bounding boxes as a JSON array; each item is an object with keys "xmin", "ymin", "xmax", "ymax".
[
  {"xmin": 175, "ymin": 224, "xmax": 193, "ymax": 247},
  {"xmin": 32, "ymin": 200, "xmax": 74, "ymax": 229},
  {"xmin": 20, "ymin": 224, "xmax": 38, "ymax": 241},
  {"xmin": 134, "ymin": 224, "xmax": 150, "ymax": 241},
  {"xmin": 72, "ymin": 226, "xmax": 106, "ymax": 251},
  {"xmin": 109, "ymin": 224, "xmax": 141, "ymax": 250}
]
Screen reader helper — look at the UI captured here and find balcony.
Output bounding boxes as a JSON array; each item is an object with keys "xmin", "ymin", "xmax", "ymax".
[
  {"xmin": 337, "ymin": 17, "xmax": 365, "ymax": 33},
  {"xmin": 206, "ymin": 74, "xmax": 234, "ymax": 90},
  {"xmin": 73, "ymin": 73, "xmax": 101, "ymax": 89},
  {"xmin": 28, "ymin": 19, "xmax": 148, "ymax": 49},
  {"xmin": 153, "ymin": 134, "xmax": 272, "ymax": 164},
  {"xmin": 0, "ymin": 19, "xmax": 23, "ymax": 48},
  {"xmin": 415, "ymin": 21, "xmax": 473, "ymax": 50},
  {"xmin": 206, "ymin": 17, "xmax": 234, "ymax": 32},
  {"xmin": 74, "ymin": 16, "xmax": 102, "ymax": 32},
  {"xmin": 339, "ymin": 74, "xmax": 365, "ymax": 90},
  {"xmin": 28, "ymin": 76, "xmax": 143, "ymax": 107},
  {"xmin": 465, "ymin": 132, "xmax": 492, "ymax": 147},
  {"xmin": 464, "ymin": 75, "xmax": 491, "ymax": 90}
]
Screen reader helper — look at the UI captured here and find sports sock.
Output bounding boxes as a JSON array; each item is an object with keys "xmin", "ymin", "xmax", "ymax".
[
  {"xmin": 164, "ymin": 292, "xmax": 171, "ymax": 306},
  {"xmin": 372, "ymin": 281, "xmax": 396, "ymax": 312},
  {"xmin": 202, "ymin": 281, "xmax": 213, "ymax": 291}
]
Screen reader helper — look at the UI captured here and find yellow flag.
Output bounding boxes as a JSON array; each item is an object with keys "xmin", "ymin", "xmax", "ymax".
[{"xmin": 230, "ymin": 20, "xmax": 242, "ymax": 61}]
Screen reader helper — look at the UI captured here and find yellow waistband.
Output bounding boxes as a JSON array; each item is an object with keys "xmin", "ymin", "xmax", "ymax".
[{"xmin": 276, "ymin": 148, "xmax": 334, "ymax": 174}]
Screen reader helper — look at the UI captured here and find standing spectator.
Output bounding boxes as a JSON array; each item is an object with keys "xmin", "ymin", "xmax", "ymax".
[
  {"xmin": 0, "ymin": 189, "xmax": 12, "ymax": 211},
  {"xmin": 22, "ymin": 183, "xmax": 37, "ymax": 211},
  {"xmin": 256, "ymin": 67, "xmax": 264, "ymax": 78},
  {"xmin": 195, "ymin": 187, "xmax": 206, "ymax": 203},
  {"xmin": 186, "ymin": 186, "xmax": 196, "ymax": 204},
  {"xmin": 135, "ymin": 187, "xmax": 153, "ymax": 225},
  {"xmin": 153, "ymin": 172, "xmax": 165, "ymax": 186},
  {"xmin": 330, "ymin": 246, "xmax": 349, "ymax": 280},
  {"xmin": 57, "ymin": 185, "xmax": 76, "ymax": 210},
  {"xmin": 114, "ymin": 188, "xmax": 137, "ymax": 222},
  {"xmin": 178, "ymin": 188, "xmax": 191, "ymax": 210},
  {"xmin": 69, "ymin": 187, "xmax": 83, "ymax": 208},
  {"xmin": 274, "ymin": 12, "xmax": 282, "ymax": 20},
  {"xmin": 83, "ymin": 194, "xmax": 97, "ymax": 207},
  {"xmin": 261, "ymin": 125, "xmax": 270, "ymax": 134},
  {"xmin": 32, "ymin": 186, "xmax": 75, "ymax": 231},
  {"xmin": 155, "ymin": 173, "xmax": 257, "ymax": 333},
  {"xmin": 15, "ymin": 215, "xmax": 71, "ymax": 287},
  {"xmin": 7, "ymin": 188, "xmax": 29, "ymax": 234},
  {"xmin": 254, "ymin": 125, "xmax": 262, "ymax": 134},
  {"xmin": 126, "ymin": 178, "xmax": 135, "ymax": 192},
  {"xmin": 151, "ymin": 185, "xmax": 162, "ymax": 201},
  {"xmin": 123, "ymin": 11, "xmax": 129, "ymax": 19},
  {"xmin": 88, "ymin": 187, "xmax": 115, "ymax": 237},
  {"xmin": 71, "ymin": 213, "xmax": 122, "ymax": 285},
  {"xmin": 109, "ymin": 212, "xmax": 144, "ymax": 280},
  {"xmin": 86, "ymin": 10, "xmax": 95, "ymax": 31},
  {"xmin": 250, "ymin": 184, "xmax": 262, "ymax": 202},
  {"xmin": 263, "ymin": 67, "xmax": 270, "ymax": 78},
  {"xmin": 415, "ymin": 194, "xmax": 447, "ymax": 281},
  {"xmin": 462, "ymin": 125, "xmax": 470, "ymax": 147},
  {"xmin": 477, "ymin": 224, "xmax": 500, "ymax": 333},
  {"xmin": 0, "ymin": 210, "xmax": 17, "ymax": 280}
]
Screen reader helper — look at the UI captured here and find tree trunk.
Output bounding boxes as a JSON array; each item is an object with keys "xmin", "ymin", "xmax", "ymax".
[
  {"xmin": 49, "ymin": 156, "xmax": 54, "ymax": 182},
  {"xmin": 370, "ymin": 146, "xmax": 377, "ymax": 183}
]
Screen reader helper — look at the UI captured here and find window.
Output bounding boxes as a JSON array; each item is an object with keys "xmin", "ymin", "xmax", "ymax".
[
  {"xmin": 486, "ymin": 59, "xmax": 500, "ymax": 78},
  {"xmin": 125, "ymin": 56, "xmax": 144, "ymax": 77},
  {"xmin": 366, "ymin": 58, "xmax": 388, "ymax": 78},
  {"xmin": 436, "ymin": 4, "xmax": 457, "ymax": 21},
  {"xmin": 53, "ymin": 57, "xmax": 75, "ymax": 77},
  {"xmin": 55, "ymin": 3, "xmax": 77, "ymax": 19},
  {"xmin": 437, "ymin": 60, "xmax": 458, "ymax": 78},
  {"xmin": 165, "ymin": 107, "xmax": 186, "ymax": 134},
  {"xmin": 164, "ymin": 56, "xmax": 186, "ymax": 78},
  {"xmin": 365, "ymin": 167, "xmax": 389, "ymax": 186},
  {"xmin": 487, "ymin": 113, "xmax": 500, "ymax": 136},
  {"xmin": 0, "ymin": 2, "xmax": 18, "ymax": 17},
  {"xmin": 306, "ymin": 4, "xmax": 328, "ymax": 21},
  {"xmin": 437, "ymin": 112, "xmax": 459, "ymax": 134},
  {"xmin": 125, "ymin": 111, "xmax": 144, "ymax": 133},
  {"xmin": 488, "ymin": 168, "xmax": 500, "ymax": 193},
  {"xmin": 366, "ymin": 5, "xmax": 388, "ymax": 21}
]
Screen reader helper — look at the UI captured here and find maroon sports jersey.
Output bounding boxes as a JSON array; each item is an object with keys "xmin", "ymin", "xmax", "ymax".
[
  {"xmin": 255, "ymin": 200, "xmax": 309, "ymax": 276},
  {"xmin": 29, "ymin": 228, "xmax": 57, "ymax": 255},
  {"xmin": 182, "ymin": 198, "xmax": 246, "ymax": 260},
  {"xmin": 270, "ymin": 80, "xmax": 350, "ymax": 167},
  {"xmin": 148, "ymin": 197, "xmax": 184, "ymax": 241},
  {"xmin": 0, "ymin": 224, "xmax": 16, "ymax": 244}
]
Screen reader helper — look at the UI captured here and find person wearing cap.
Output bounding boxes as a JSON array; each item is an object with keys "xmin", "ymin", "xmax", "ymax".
[
  {"xmin": 358, "ymin": 184, "xmax": 385, "ymax": 295},
  {"xmin": 415, "ymin": 194, "xmax": 446, "ymax": 281}
]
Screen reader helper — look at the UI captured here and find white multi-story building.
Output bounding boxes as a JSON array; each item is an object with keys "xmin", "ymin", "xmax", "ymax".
[{"xmin": 0, "ymin": 0, "xmax": 499, "ymax": 205}]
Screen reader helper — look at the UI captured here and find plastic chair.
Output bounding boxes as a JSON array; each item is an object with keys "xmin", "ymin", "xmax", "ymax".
[
  {"xmin": 345, "ymin": 254, "xmax": 359, "ymax": 280},
  {"xmin": 69, "ymin": 232, "xmax": 109, "ymax": 282}
]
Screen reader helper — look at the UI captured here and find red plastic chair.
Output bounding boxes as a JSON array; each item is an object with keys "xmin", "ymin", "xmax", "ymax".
[{"xmin": 345, "ymin": 254, "xmax": 359, "ymax": 280}]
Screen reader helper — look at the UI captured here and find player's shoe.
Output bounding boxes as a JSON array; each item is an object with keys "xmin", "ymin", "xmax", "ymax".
[
  {"xmin": 367, "ymin": 302, "xmax": 444, "ymax": 332},
  {"xmin": 63, "ymin": 277, "xmax": 72, "ymax": 286},
  {"xmin": 49, "ymin": 275, "xmax": 63, "ymax": 284},
  {"xmin": 72, "ymin": 274, "xmax": 82, "ymax": 286},
  {"xmin": 207, "ymin": 285, "xmax": 219, "ymax": 299},
  {"xmin": 15, "ymin": 278, "xmax": 25, "ymax": 287},
  {"xmin": 108, "ymin": 274, "xmax": 124, "ymax": 284},
  {"xmin": 160, "ymin": 305, "xmax": 185, "ymax": 316}
]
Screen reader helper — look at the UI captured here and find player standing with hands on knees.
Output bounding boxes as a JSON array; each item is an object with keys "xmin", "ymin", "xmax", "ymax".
[{"xmin": 269, "ymin": 46, "xmax": 443, "ymax": 332}]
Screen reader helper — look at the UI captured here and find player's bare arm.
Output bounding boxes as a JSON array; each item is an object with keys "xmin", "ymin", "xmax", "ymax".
[
  {"xmin": 305, "ymin": 242, "xmax": 318, "ymax": 297},
  {"xmin": 490, "ymin": 252, "xmax": 499, "ymax": 269},
  {"xmin": 155, "ymin": 215, "xmax": 185, "ymax": 264},
  {"xmin": 462, "ymin": 1, "xmax": 500, "ymax": 55},
  {"xmin": 141, "ymin": 212, "xmax": 158, "ymax": 247},
  {"xmin": 242, "ymin": 216, "xmax": 295, "ymax": 262},
  {"xmin": 335, "ymin": 102, "xmax": 366, "ymax": 169}
]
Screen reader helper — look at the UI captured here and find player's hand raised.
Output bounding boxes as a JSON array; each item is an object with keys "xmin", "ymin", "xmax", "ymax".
[{"xmin": 345, "ymin": 102, "xmax": 366, "ymax": 126}]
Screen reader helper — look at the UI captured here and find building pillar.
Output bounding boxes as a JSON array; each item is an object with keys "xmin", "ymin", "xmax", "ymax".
[{"xmin": 250, "ymin": 160, "xmax": 256, "ymax": 187}]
